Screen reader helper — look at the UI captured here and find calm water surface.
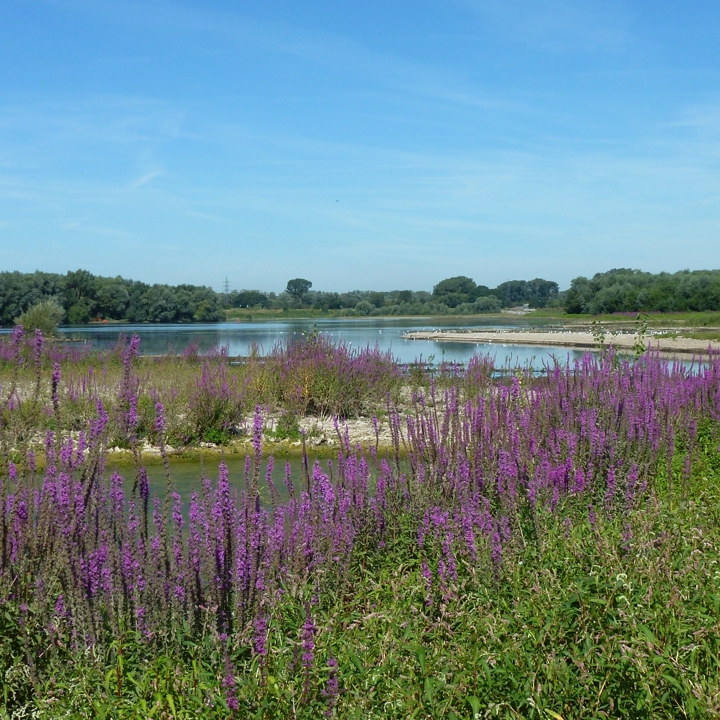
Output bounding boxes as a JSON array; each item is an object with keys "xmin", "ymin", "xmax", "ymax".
[
  {"xmin": 51, "ymin": 316, "xmax": 587, "ymax": 367},
  {"xmin": 112, "ymin": 450, "xmax": 392, "ymax": 507}
]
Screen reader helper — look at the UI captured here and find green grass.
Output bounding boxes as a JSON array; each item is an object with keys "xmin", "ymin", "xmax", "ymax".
[
  {"xmin": 224, "ymin": 308, "xmax": 337, "ymax": 320},
  {"xmin": 527, "ymin": 309, "xmax": 720, "ymax": 329},
  {"xmin": 666, "ymin": 330, "xmax": 720, "ymax": 341},
  {"xmin": 5, "ymin": 445, "xmax": 720, "ymax": 719}
]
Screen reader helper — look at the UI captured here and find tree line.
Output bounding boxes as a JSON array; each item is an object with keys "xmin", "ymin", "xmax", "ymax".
[
  {"xmin": 4, "ymin": 267, "xmax": 720, "ymax": 326},
  {"xmin": 565, "ymin": 268, "xmax": 720, "ymax": 314},
  {"xmin": 0, "ymin": 270, "xmax": 224, "ymax": 326},
  {"xmin": 0, "ymin": 271, "xmax": 561, "ymax": 326},
  {"xmin": 231, "ymin": 276, "xmax": 560, "ymax": 316}
]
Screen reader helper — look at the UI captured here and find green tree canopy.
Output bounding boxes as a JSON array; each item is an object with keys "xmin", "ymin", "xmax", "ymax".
[
  {"xmin": 432, "ymin": 276, "xmax": 478, "ymax": 308},
  {"xmin": 285, "ymin": 278, "xmax": 312, "ymax": 304},
  {"xmin": 433, "ymin": 276, "xmax": 476, "ymax": 297},
  {"xmin": 564, "ymin": 268, "xmax": 720, "ymax": 314},
  {"xmin": 14, "ymin": 299, "xmax": 65, "ymax": 336},
  {"xmin": 494, "ymin": 278, "xmax": 559, "ymax": 308}
]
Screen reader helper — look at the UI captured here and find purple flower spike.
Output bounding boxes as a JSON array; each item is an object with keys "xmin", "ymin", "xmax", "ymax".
[
  {"xmin": 252, "ymin": 406, "xmax": 263, "ymax": 456},
  {"xmin": 154, "ymin": 402, "xmax": 165, "ymax": 434},
  {"xmin": 323, "ymin": 656, "xmax": 340, "ymax": 715},
  {"xmin": 301, "ymin": 611, "xmax": 316, "ymax": 694},
  {"xmin": 254, "ymin": 613, "xmax": 268, "ymax": 657},
  {"xmin": 51, "ymin": 362, "xmax": 61, "ymax": 414},
  {"xmin": 223, "ymin": 652, "xmax": 240, "ymax": 711}
]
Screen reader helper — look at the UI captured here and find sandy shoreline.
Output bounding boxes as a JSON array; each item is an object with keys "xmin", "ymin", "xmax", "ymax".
[{"xmin": 403, "ymin": 330, "xmax": 720, "ymax": 355}]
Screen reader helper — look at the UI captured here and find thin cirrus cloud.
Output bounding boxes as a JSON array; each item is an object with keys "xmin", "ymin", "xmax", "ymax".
[
  {"xmin": 41, "ymin": 0, "xmax": 521, "ymax": 117},
  {"xmin": 460, "ymin": 0, "xmax": 634, "ymax": 53},
  {"xmin": 1, "ymin": 0, "xmax": 719, "ymax": 290},
  {"xmin": 2, "ymin": 95, "xmax": 720, "ymax": 288}
]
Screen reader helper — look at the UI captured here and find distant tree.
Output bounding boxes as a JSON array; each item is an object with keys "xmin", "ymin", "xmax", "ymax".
[
  {"xmin": 0, "ymin": 270, "xmax": 64, "ymax": 325},
  {"xmin": 494, "ymin": 279, "xmax": 559, "ymax": 308},
  {"xmin": 368, "ymin": 292, "xmax": 385, "ymax": 308},
  {"xmin": 193, "ymin": 299, "xmax": 221, "ymax": 322},
  {"xmin": 339, "ymin": 292, "xmax": 362, "ymax": 309},
  {"xmin": 141, "ymin": 285, "xmax": 179, "ymax": 323},
  {"xmin": 285, "ymin": 278, "xmax": 312, "ymax": 305},
  {"xmin": 64, "ymin": 268, "xmax": 98, "ymax": 323},
  {"xmin": 95, "ymin": 281, "xmax": 131, "ymax": 320},
  {"xmin": 15, "ymin": 299, "xmax": 65, "ymax": 336},
  {"xmin": 230, "ymin": 290, "xmax": 270, "ymax": 309},
  {"xmin": 311, "ymin": 292, "xmax": 342, "ymax": 310},
  {"xmin": 472, "ymin": 296, "xmax": 502, "ymax": 313},
  {"xmin": 396, "ymin": 290, "xmax": 413, "ymax": 304},
  {"xmin": 354, "ymin": 301, "xmax": 375, "ymax": 316},
  {"xmin": 433, "ymin": 276, "xmax": 476, "ymax": 303},
  {"xmin": 565, "ymin": 277, "xmax": 591, "ymax": 314}
]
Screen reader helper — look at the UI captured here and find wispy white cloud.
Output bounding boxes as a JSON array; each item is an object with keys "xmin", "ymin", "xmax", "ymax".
[
  {"xmin": 0, "ymin": 95, "xmax": 184, "ymax": 147},
  {"xmin": 129, "ymin": 170, "xmax": 164, "ymax": 188},
  {"xmin": 666, "ymin": 101, "xmax": 720, "ymax": 138},
  {"xmin": 4, "ymin": 95, "xmax": 719, "ymax": 284},
  {"xmin": 2, "ymin": 2, "xmax": 718, "ymax": 288},
  {"xmin": 459, "ymin": 0, "xmax": 634, "ymax": 53},
  {"xmin": 38, "ymin": 0, "xmax": 519, "ymax": 114}
]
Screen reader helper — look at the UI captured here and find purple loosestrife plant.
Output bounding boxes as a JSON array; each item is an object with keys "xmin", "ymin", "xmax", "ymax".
[
  {"xmin": 223, "ymin": 651, "xmax": 240, "ymax": 712},
  {"xmin": 322, "ymin": 655, "xmax": 340, "ymax": 716},
  {"xmin": 1, "ymin": 343, "xmax": 720, "ymax": 709},
  {"xmin": 301, "ymin": 610, "xmax": 316, "ymax": 696},
  {"xmin": 51, "ymin": 362, "xmax": 61, "ymax": 416}
]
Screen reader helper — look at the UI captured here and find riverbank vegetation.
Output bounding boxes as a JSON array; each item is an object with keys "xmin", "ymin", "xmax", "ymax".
[
  {"xmin": 1, "ymin": 271, "xmax": 560, "ymax": 327},
  {"xmin": 2, "ymin": 330, "xmax": 720, "ymax": 717},
  {"xmin": 0, "ymin": 330, "xmax": 412, "ymax": 453},
  {"xmin": 565, "ymin": 269, "xmax": 720, "ymax": 315},
  {"xmin": 5, "ymin": 267, "xmax": 720, "ymax": 327}
]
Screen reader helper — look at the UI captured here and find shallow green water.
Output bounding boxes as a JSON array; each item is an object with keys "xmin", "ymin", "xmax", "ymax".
[{"xmin": 107, "ymin": 451, "xmax": 348, "ymax": 505}]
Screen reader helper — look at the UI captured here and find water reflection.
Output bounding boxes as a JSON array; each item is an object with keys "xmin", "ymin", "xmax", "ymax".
[{"xmin": 45, "ymin": 317, "xmax": 587, "ymax": 367}]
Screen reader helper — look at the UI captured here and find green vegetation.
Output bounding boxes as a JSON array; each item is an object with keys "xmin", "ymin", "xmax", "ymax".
[
  {"xmin": 285, "ymin": 277, "xmax": 313, "ymax": 306},
  {"xmin": 10, "ymin": 474, "xmax": 719, "ymax": 719},
  {"xmin": 230, "ymin": 276, "xmax": 558, "ymax": 317},
  {"xmin": 566, "ymin": 268, "xmax": 720, "ymax": 314},
  {"xmin": 0, "ymin": 270, "xmax": 560, "ymax": 326},
  {"xmin": 0, "ymin": 269, "xmax": 223, "ymax": 325},
  {"xmin": 0, "ymin": 331, "xmax": 405, "ymax": 452},
  {"xmin": 5, "ymin": 267, "xmax": 720, "ymax": 327},
  {"xmin": 14, "ymin": 298, "xmax": 65, "ymax": 336},
  {"xmin": 2, "ymin": 340, "xmax": 720, "ymax": 718}
]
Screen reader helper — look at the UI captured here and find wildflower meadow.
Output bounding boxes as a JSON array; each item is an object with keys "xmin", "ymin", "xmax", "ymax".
[{"xmin": 1, "ymin": 328, "xmax": 719, "ymax": 718}]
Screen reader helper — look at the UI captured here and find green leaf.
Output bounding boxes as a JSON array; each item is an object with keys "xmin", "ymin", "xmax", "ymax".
[
  {"xmin": 661, "ymin": 673, "xmax": 684, "ymax": 693},
  {"xmin": 424, "ymin": 677, "xmax": 434, "ymax": 706},
  {"xmin": 637, "ymin": 624, "xmax": 658, "ymax": 644},
  {"xmin": 467, "ymin": 695, "xmax": 481, "ymax": 716},
  {"xmin": 416, "ymin": 646, "xmax": 426, "ymax": 676},
  {"xmin": 92, "ymin": 701, "xmax": 109, "ymax": 720},
  {"xmin": 104, "ymin": 668, "xmax": 116, "ymax": 696},
  {"xmin": 349, "ymin": 651, "xmax": 364, "ymax": 674}
]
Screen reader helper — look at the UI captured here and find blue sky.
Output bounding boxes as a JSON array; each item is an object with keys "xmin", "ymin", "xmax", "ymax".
[{"xmin": 1, "ymin": 0, "xmax": 719, "ymax": 292}]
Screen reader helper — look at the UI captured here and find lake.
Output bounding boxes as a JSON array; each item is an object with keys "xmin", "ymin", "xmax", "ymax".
[{"xmin": 49, "ymin": 316, "xmax": 587, "ymax": 367}]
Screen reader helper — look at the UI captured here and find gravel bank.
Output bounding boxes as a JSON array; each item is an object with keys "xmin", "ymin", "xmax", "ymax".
[{"xmin": 403, "ymin": 330, "xmax": 720, "ymax": 355}]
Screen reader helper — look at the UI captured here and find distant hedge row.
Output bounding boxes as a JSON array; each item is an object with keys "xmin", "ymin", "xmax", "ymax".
[
  {"xmin": 3, "ymin": 267, "xmax": 719, "ymax": 324},
  {"xmin": 0, "ymin": 270, "xmax": 223, "ymax": 325},
  {"xmin": 0, "ymin": 270, "xmax": 561, "ymax": 325},
  {"xmin": 566, "ymin": 268, "xmax": 720, "ymax": 314}
]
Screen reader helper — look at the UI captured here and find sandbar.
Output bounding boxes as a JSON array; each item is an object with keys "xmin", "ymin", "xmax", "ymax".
[{"xmin": 402, "ymin": 330, "xmax": 720, "ymax": 356}]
